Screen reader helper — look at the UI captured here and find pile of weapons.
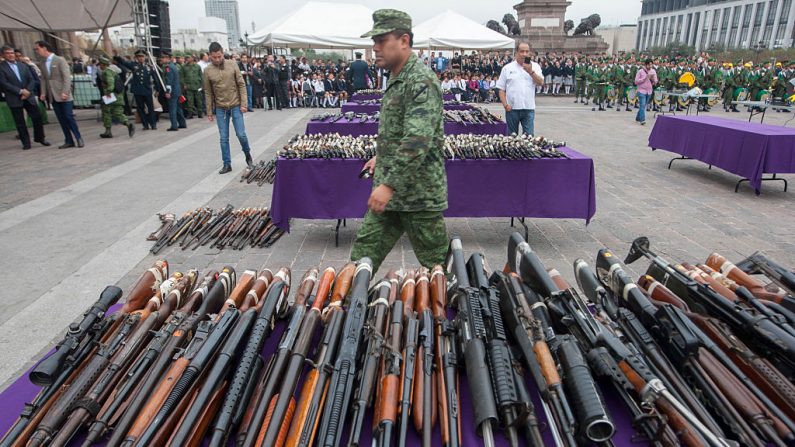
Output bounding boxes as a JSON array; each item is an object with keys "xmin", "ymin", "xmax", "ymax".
[
  {"xmin": 278, "ymin": 134, "xmax": 378, "ymax": 160},
  {"xmin": 349, "ymin": 99, "xmax": 468, "ymax": 107},
  {"xmin": 240, "ymin": 159, "xmax": 276, "ymax": 185},
  {"xmin": 309, "ymin": 111, "xmax": 379, "ymax": 123},
  {"xmin": 443, "ymin": 107, "xmax": 503, "ymax": 125},
  {"xmin": 6, "ymin": 234, "xmax": 795, "ymax": 447},
  {"xmin": 148, "ymin": 205, "xmax": 284, "ymax": 254},
  {"xmin": 275, "ymin": 133, "xmax": 567, "ymax": 163},
  {"xmin": 353, "ymin": 89, "xmax": 383, "ymax": 95},
  {"xmin": 444, "ymin": 133, "xmax": 568, "ymax": 159}
]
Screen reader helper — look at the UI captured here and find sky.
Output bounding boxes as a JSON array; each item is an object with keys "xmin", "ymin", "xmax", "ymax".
[{"xmin": 168, "ymin": 0, "xmax": 642, "ymax": 34}]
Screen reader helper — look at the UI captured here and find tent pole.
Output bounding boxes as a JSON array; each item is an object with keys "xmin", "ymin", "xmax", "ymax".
[{"xmin": 88, "ymin": 0, "xmax": 123, "ymax": 55}]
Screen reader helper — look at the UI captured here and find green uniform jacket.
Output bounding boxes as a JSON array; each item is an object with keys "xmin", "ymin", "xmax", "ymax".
[
  {"xmin": 375, "ymin": 53, "xmax": 447, "ymax": 212},
  {"xmin": 100, "ymin": 67, "xmax": 118, "ymax": 96},
  {"xmin": 181, "ymin": 63, "xmax": 203, "ymax": 90}
]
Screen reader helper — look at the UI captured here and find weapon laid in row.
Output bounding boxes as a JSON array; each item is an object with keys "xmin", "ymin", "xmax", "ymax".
[
  {"xmin": 275, "ymin": 133, "xmax": 567, "ymax": 163},
  {"xmin": 278, "ymin": 134, "xmax": 378, "ymax": 160},
  {"xmin": 240, "ymin": 160, "xmax": 276, "ymax": 186},
  {"xmin": 149, "ymin": 206, "xmax": 284, "ymax": 254},
  {"xmin": 352, "ymin": 89, "xmax": 383, "ymax": 95},
  {"xmin": 310, "ymin": 112, "xmax": 380, "ymax": 123},
  {"xmin": 7, "ymin": 237, "xmax": 794, "ymax": 447},
  {"xmin": 443, "ymin": 134, "xmax": 568, "ymax": 160},
  {"xmin": 443, "ymin": 107, "xmax": 503, "ymax": 126}
]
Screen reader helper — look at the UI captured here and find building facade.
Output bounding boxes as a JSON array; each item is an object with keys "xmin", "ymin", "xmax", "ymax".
[
  {"xmin": 637, "ymin": 0, "xmax": 795, "ymax": 51},
  {"xmin": 596, "ymin": 24, "xmax": 639, "ymax": 54},
  {"xmin": 204, "ymin": 0, "xmax": 241, "ymax": 49},
  {"xmin": 172, "ymin": 17, "xmax": 228, "ymax": 52}
]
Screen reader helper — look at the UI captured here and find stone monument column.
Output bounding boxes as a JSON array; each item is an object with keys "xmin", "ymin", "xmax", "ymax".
[{"xmin": 513, "ymin": 0, "xmax": 609, "ymax": 54}]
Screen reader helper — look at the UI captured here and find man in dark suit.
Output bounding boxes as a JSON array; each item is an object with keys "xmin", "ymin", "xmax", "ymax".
[
  {"xmin": 348, "ymin": 52, "xmax": 369, "ymax": 91},
  {"xmin": 35, "ymin": 40, "xmax": 83, "ymax": 148},
  {"xmin": 0, "ymin": 45, "xmax": 49, "ymax": 149}
]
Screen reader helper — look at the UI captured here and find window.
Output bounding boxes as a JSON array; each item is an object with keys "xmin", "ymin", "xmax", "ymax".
[{"xmin": 718, "ymin": 7, "xmax": 731, "ymax": 43}]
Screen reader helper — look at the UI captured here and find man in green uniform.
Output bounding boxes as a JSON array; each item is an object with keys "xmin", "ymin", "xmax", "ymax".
[
  {"xmin": 97, "ymin": 56, "xmax": 134, "ymax": 138},
  {"xmin": 574, "ymin": 59, "xmax": 587, "ymax": 103},
  {"xmin": 181, "ymin": 55, "xmax": 203, "ymax": 118},
  {"xmin": 591, "ymin": 60, "xmax": 608, "ymax": 111},
  {"xmin": 350, "ymin": 9, "xmax": 448, "ymax": 273}
]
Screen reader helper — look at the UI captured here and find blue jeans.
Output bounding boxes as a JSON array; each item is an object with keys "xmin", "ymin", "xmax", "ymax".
[
  {"xmin": 505, "ymin": 109, "xmax": 535, "ymax": 136},
  {"xmin": 245, "ymin": 83, "xmax": 253, "ymax": 110},
  {"xmin": 52, "ymin": 100, "xmax": 81, "ymax": 144},
  {"xmin": 215, "ymin": 107, "xmax": 251, "ymax": 166},
  {"xmin": 636, "ymin": 92, "xmax": 651, "ymax": 122}
]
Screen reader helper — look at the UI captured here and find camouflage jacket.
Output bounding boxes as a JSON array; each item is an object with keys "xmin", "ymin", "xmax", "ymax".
[
  {"xmin": 375, "ymin": 53, "xmax": 447, "ymax": 212},
  {"xmin": 99, "ymin": 67, "xmax": 118, "ymax": 96},
  {"xmin": 181, "ymin": 63, "xmax": 203, "ymax": 90}
]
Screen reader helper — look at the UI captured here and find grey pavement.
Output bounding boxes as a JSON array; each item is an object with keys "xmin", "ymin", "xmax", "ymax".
[{"xmin": 1, "ymin": 97, "xmax": 794, "ymax": 390}]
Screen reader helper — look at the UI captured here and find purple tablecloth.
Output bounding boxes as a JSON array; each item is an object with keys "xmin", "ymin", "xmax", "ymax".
[
  {"xmin": 0, "ymin": 298, "xmax": 646, "ymax": 447},
  {"xmin": 648, "ymin": 115, "xmax": 795, "ymax": 193},
  {"xmin": 341, "ymin": 102, "xmax": 473, "ymax": 114},
  {"xmin": 306, "ymin": 119, "xmax": 508, "ymax": 137},
  {"xmin": 351, "ymin": 92, "xmax": 455, "ymax": 101},
  {"xmin": 271, "ymin": 146, "xmax": 596, "ymax": 232}
]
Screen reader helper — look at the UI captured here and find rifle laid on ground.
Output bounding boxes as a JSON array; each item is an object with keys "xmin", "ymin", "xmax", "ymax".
[{"xmin": 316, "ymin": 258, "xmax": 373, "ymax": 447}]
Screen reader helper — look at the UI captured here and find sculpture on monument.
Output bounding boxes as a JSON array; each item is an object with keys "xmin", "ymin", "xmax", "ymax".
[
  {"xmin": 502, "ymin": 14, "xmax": 522, "ymax": 36},
  {"xmin": 564, "ymin": 19, "xmax": 575, "ymax": 35},
  {"xmin": 573, "ymin": 14, "xmax": 601, "ymax": 36},
  {"xmin": 487, "ymin": 20, "xmax": 508, "ymax": 35}
]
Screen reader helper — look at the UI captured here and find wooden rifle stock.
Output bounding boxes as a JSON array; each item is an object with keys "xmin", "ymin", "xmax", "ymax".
[
  {"xmin": 219, "ymin": 269, "xmax": 256, "ymax": 314},
  {"xmin": 240, "ymin": 269, "xmax": 273, "ymax": 312},
  {"xmin": 616, "ymin": 360, "xmax": 705, "ymax": 447},
  {"xmin": 707, "ymin": 253, "xmax": 791, "ymax": 302},
  {"xmin": 125, "ymin": 356, "xmax": 189, "ymax": 441},
  {"xmin": 122, "ymin": 260, "xmax": 169, "ymax": 314},
  {"xmin": 411, "ymin": 269, "xmax": 437, "ymax": 440},
  {"xmin": 431, "ymin": 265, "xmax": 461, "ymax": 447}
]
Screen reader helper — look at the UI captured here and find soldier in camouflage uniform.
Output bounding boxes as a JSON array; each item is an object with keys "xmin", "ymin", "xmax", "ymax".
[
  {"xmin": 97, "ymin": 56, "xmax": 134, "ymax": 138},
  {"xmin": 181, "ymin": 56, "xmax": 203, "ymax": 118},
  {"xmin": 574, "ymin": 59, "xmax": 588, "ymax": 103},
  {"xmin": 350, "ymin": 9, "xmax": 448, "ymax": 273}
]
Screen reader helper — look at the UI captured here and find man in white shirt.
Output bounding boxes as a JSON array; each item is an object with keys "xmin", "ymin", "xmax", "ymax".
[{"xmin": 496, "ymin": 42, "xmax": 544, "ymax": 136}]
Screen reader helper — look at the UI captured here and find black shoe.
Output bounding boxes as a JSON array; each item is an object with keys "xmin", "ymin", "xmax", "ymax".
[
  {"xmin": 77, "ymin": 138, "xmax": 84, "ymax": 148},
  {"xmin": 197, "ymin": 114, "xmax": 203, "ymax": 118},
  {"xmin": 245, "ymin": 155, "xmax": 254, "ymax": 169},
  {"xmin": 127, "ymin": 123, "xmax": 135, "ymax": 138},
  {"xmin": 22, "ymin": 144, "xmax": 31, "ymax": 150},
  {"xmin": 58, "ymin": 142, "xmax": 75, "ymax": 149},
  {"xmin": 142, "ymin": 126, "xmax": 150, "ymax": 130},
  {"xmin": 178, "ymin": 125, "xmax": 187, "ymax": 129},
  {"xmin": 218, "ymin": 164, "xmax": 232, "ymax": 174},
  {"xmin": 591, "ymin": 107, "xmax": 596, "ymax": 111},
  {"xmin": 36, "ymin": 139, "xmax": 51, "ymax": 146},
  {"xmin": 166, "ymin": 127, "xmax": 178, "ymax": 131},
  {"xmin": 100, "ymin": 131, "xmax": 113, "ymax": 138}
]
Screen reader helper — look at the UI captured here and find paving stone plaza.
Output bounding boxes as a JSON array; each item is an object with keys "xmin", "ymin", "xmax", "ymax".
[{"xmin": 0, "ymin": 97, "xmax": 792, "ymax": 391}]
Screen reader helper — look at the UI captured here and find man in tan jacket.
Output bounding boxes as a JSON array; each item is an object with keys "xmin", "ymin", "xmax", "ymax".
[
  {"xmin": 34, "ymin": 41, "xmax": 83, "ymax": 148},
  {"xmin": 203, "ymin": 41, "xmax": 252, "ymax": 174}
]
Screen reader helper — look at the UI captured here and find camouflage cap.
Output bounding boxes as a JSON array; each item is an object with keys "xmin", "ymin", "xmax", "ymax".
[
  {"xmin": 98, "ymin": 55, "xmax": 111, "ymax": 65},
  {"xmin": 361, "ymin": 9, "xmax": 412, "ymax": 38}
]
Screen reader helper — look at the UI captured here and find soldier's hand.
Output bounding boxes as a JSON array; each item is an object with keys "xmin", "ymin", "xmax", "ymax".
[
  {"xmin": 368, "ymin": 184, "xmax": 393, "ymax": 214},
  {"xmin": 363, "ymin": 156, "xmax": 376, "ymax": 175}
]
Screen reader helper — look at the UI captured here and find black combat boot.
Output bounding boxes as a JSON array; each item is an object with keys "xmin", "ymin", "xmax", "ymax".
[
  {"xmin": 99, "ymin": 128, "xmax": 113, "ymax": 138},
  {"xmin": 127, "ymin": 123, "xmax": 135, "ymax": 138},
  {"xmin": 219, "ymin": 164, "xmax": 232, "ymax": 174},
  {"xmin": 245, "ymin": 152, "xmax": 254, "ymax": 168}
]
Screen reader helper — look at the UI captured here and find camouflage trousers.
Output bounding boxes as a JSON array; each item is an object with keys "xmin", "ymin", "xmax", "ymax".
[
  {"xmin": 101, "ymin": 101, "xmax": 128, "ymax": 128},
  {"xmin": 185, "ymin": 89, "xmax": 202, "ymax": 116},
  {"xmin": 351, "ymin": 210, "xmax": 448, "ymax": 274}
]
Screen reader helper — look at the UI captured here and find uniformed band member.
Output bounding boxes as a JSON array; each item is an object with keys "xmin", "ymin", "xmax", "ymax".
[
  {"xmin": 97, "ymin": 56, "xmax": 135, "ymax": 139},
  {"xmin": 115, "ymin": 50, "xmax": 157, "ymax": 130},
  {"xmin": 160, "ymin": 51, "xmax": 186, "ymax": 131},
  {"xmin": 351, "ymin": 9, "xmax": 449, "ymax": 273}
]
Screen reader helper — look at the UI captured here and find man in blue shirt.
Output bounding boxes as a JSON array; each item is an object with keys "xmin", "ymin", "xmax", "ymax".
[
  {"xmin": 160, "ymin": 51, "xmax": 186, "ymax": 131},
  {"xmin": 436, "ymin": 52, "xmax": 448, "ymax": 72}
]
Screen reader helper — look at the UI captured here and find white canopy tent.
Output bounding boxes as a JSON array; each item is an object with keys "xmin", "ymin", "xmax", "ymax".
[
  {"xmin": 0, "ymin": 0, "xmax": 132, "ymax": 31},
  {"xmin": 248, "ymin": 2, "xmax": 374, "ymax": 49},
  {"xmin": 413, "ymin": 10, "xmax": 516, "ymax": 50}
]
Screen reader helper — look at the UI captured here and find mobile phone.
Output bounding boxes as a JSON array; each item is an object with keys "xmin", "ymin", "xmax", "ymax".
[{"xmin": 524, "ymin": 56, "xmax": 532, "ymax": 64}]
